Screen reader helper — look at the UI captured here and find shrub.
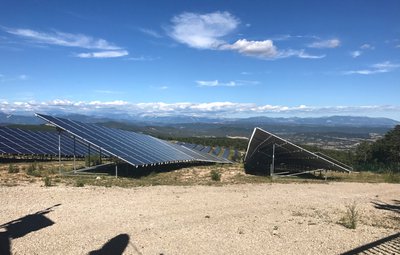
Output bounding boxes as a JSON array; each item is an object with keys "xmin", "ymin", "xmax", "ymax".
[
  {"xmin": 8, "ymin": 164, "xmax": 19, "ymax": 173},
  {"xmin": 75, "ymin": 179, "xmax": 85, "ymax": 187},
  {"xmin": 44, "ymin": 176, "xmax": 52, "ymax": 187},
  {"xmin": 340, "ymin": 202, "xmax": 359, "ymax": 229},
  {"xmin": 210, "ymin": 169, "xmax": 221, "ymax": 181},
  {"xmin": 383, "ymin": 171, "xmax": 400, "ymax": 183},
  {"xmin": 26, "ymin": 163, "xmax": 36, "ymax": 175}
]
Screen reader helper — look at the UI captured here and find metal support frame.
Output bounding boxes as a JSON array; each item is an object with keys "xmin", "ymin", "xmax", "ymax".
[
  {"xmin": 270, "ymin": 143, "xmax": 275, "ymax": 176},
  {"xmin": 58, "ymin": 130, "xmax": 61, "ymax": 174},
  {"xmin": 115, "ymin": 163, "xmax": 118, "ymax": 178},
  {"xmin": 73, "ymin": 136, "xmax": 76, "ymax": 173},
  {"xmin": 88, "ymin": 144, "xmax": 91, "ymax": 167}
]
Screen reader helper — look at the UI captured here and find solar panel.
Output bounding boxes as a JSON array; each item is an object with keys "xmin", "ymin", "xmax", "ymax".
[
  {"xmin": 212, "ymin": 146, "xmax": 221, "ymax": 156},
  {"xmin": 0, "ymin": 127, "xmax": 92, "ymax": 156},
  {"xmin": 222, "ymin": 148, "xmax": 231, "ymax": 159},
  {"xmin": 201, "ymin": 146, "xmax": 211, "ymax": 153},
  {"xmin": 36, "ymin": 114, "xmax": 230, "ymax": 167},
  {"xmin": 244, "ymin": 127, "xmax": 351, "ymax": 176}
]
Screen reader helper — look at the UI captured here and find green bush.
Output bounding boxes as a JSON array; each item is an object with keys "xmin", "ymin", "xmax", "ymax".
[
  {"xmin": 340, "ymin": 202, "xmax": 359, "ymax": 229},
  {"xmin": 8, "ymin": 164, "xmax": 19, "ymax": 173},
  {"xmin": 210, "ymin": 169, "xmax": 221, "ymax": 181},
  {"xmin": 85, "ymin": 155, "xmax": 102, "ymax": 167},
  {"xmin": 44, "ymin": 176, "xmax": 52, "ymax": 187},
  {"xmin": 75, "ymin": 179, "xmax": 85, "ymax": 187},
  {"xmin": 26, "ymin": 163, "xmax": 37, "ymax": 175}
]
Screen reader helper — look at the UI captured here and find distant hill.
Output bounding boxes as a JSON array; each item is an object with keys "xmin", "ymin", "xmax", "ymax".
[
  {"xmin": 232, "ymin": 116, "xmax": 399, "ymax": 127},
  {"xmin": 1, "ymin": 111, "xmax": 398, "ymax": 128}
]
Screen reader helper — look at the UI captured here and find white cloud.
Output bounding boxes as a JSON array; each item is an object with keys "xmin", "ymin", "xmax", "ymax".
[
  {"xmin": 350, "ymin": 50, "xmax": 362, "ymax": 58},
  {"xmin": 168, "ymin": 11, "xmax": 239, "ymax": 49},
  {"xmin": 221, "ymin": 39, "xmax": 278, "ymax": 58},
  {"xmin": 75, "ymin": 50, "xmax": 129, "ymax": 58},
  {"xmin": 221, "ymin": 39, "xmax": 325, "ymax": 60},
  {"xmin": 126, "ymin": 56, "xmax": 158, "ymax": 61},
  {"xmin": 196, "ymin": 80, "xmax": 237, "ymax": 87},
  {"xmin": 4, "ymin": 27, "xmax": 129, "ymax": 58},
  {"xmin": 94, "ymin": 90, "xmax": 122, "ymax": 95},
  {"xmin": 0, "ymin": 74, "xmax": 29, "ymax": 82},
  {"xmin": 139, "ymin": 28, "xmax": 163, "ymax": 38},
  {"xmin": 360, "ymin": 44, "xmax": 374, "ymax": 50},
  {"xmin": 168, "ymin": 12, "xmax": 325, "ymax": 60},
  {"xmin": 308, "ymin": 38, "xmax": 340, "ymax": 48},
  {"xmin": 344, "ymin": 61, "xmax": 400, "ymax": 75},
  {"xmin": 196, "ymin": 79, "xmax": 259, "ymax": 87},
  {"xmin": 5, "ymin": 28, "xmax": 121, "ymax": 50},
  {"xmin": 1, "ymin": 100, "xmax": 399, "ymax": 119}
]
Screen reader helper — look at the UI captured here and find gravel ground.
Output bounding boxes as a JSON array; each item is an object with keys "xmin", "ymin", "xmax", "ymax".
[{"xmin": 0, "ymin": 182, "xmax": 399, "ymax": 254}]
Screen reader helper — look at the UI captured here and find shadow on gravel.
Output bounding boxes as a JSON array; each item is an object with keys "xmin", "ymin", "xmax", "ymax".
[
  {"xmin": 372, "ymin": 199, "xmax": 400, "ymax": 214},
  {"xmin": 89, "ymin": 234, "xmax": 132, "ymax": 255},
  {"xmin": 340, "ymin": 232, "xmax": 400, "ymax": 255},
  {"xmin": 0, "ymin": 204, "xmax": 61, "ymax": 255}
]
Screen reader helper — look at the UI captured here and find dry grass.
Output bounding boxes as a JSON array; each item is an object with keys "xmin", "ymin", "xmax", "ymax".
[{"xmin": 0, "ymin": 160, "xmax": 399, "ymax": 188}]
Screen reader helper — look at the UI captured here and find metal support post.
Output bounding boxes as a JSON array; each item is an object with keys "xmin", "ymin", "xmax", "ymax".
[
  {"xmin": 58, "ymin": 130, "xmax": 61, "ymax": 174},
  {"xmin": 88, "ymin": 144, "xmax": 91, "ymax": 167},
  {"xmin": 73, "ymin": 136, "xmax": 76, "ymax": 173},
  {"xmin": 115, "ymin": 164, "xmax": 118, "ymax": 178},
  {"xmin": 270, "ymin": 143, "xmax": 275, "ymax": 176}
]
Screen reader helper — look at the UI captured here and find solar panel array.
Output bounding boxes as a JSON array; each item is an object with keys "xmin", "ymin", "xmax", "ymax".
[
  {"xmin": 36, "ymin": 114, "xmax": 230, "ymax": 167},
  {"xmin": 0, "ymin": 126, "xmax": 94, "ymax": 156},
  {"xmin": 244, "ymin": 127, "xmax": 351, "ymax": 176},
  {"xmin": 177, "ymin": 142, "xmax": 235, "ymax": 161}
]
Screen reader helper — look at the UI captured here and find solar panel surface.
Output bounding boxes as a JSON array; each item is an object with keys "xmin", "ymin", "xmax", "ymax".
[
  {"xmin": 36, "ymin": 114, "xmax": 230, "ymax": 167},
  {"xmin": 0, "ymin": 127, "xmax": 91, "ymax": 156}
]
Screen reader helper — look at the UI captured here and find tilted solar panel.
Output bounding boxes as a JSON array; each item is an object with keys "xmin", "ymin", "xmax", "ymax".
[
  {"xmin": 222, "ymin": 148, "xmax": 231, "ymax": 159},
  {"xmin": 0, "ymin": 126, "xmax": 91, "ymax": 156},
  {"xmin": 244, "ymin": 127, "xmax": 351, "ymax": 175},
  {"xmin": 36, "ymin": 114, "xmax": 230, "ymax": 167}
]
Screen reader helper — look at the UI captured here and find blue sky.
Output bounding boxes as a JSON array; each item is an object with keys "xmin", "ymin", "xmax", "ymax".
[{"xmin": 1, "ymin": 0, "xmax": 399, "ymax": 120}]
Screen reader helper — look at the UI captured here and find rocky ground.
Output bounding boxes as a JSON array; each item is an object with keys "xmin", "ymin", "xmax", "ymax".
[{"xmin": 0, "ymin": 182, "xmax": 399, "ymax": 254}]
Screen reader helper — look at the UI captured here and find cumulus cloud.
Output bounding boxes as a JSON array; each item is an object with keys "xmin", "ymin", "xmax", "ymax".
[
  {"xmin": 76, "ymin": 50, "xmax": 129, "ymax": 58},
  {"xmin": 344, "ymin": 61, "xmax": 400, "ymax": 75},
  {"xmin": 221, "ymin": 39, "xmax": 278, "ymax": 58},
  {"xmin": 168, "ymin": 11, "xmax": 325, "ymax": 60},
  {"xmin": 1, "ymin": 100, "xmax": 399, "ymax": 119},
  {"xmin": 4, "ymin": 27, "xmax": 129, "ymax": 58},
  {"xmin": 350, "ymin": 50, "xmax": 362, "ymax": 58},
  {"xmin": 169, "ymin": 11, "xmax": 239, "ymax": 49},
  {"xmin": 308, "ymin": 39, "xmax": 340, "ymax": 48}
]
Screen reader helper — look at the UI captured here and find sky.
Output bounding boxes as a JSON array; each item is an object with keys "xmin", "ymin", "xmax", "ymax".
[{"xmin": 0, "ymin": 0, "xmax": 399, "ymax": 120}]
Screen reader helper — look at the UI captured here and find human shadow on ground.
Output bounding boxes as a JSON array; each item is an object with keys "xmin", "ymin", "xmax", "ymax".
[
  {"xmin": 372, "ymin": 199, "xmax": 400, "ymax": 214},
  {"xmin": 88, "ymin": 234, "xmax": 134, "ymax": 255},
  {"xmin": 0, "ymin": 204, "xmax": 61, "ymax": 255},
  {"xmin": 341, "ymin": 232, "xmax": 400, "ymax": 255}
]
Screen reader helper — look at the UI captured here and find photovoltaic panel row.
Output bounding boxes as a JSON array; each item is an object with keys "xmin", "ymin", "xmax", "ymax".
[
  {"xmin": 244, "ymin": 127, "xmax": 351, "ymax": 175},
  {"xmin": 171, "ymin": 143, "xmax": 231, "ymax": 163},
  {"xmin": 36, "ymin": 114, "xmax": 230, "ymax": 167},
  {"xmin": 0, "ymin": 126, "xmax": 94, "ymax": 156},
  {"xmin": 174, "ymin": 142, "xmax": 232, "ymax": 163}
]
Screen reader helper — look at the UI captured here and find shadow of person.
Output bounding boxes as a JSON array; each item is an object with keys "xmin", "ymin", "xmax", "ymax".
[
  {"xmin": 89, "ymin": 234, "xmax": 130, "ymax": 255},
  {"xmin": 0, "ymin": 204, "xmax": 60, "ymax": 255}
]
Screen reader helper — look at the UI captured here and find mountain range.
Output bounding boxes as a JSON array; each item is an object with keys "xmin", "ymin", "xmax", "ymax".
[{"xmin": 1, "ymin": 112, "xmax": 398, "ymax": 127}]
